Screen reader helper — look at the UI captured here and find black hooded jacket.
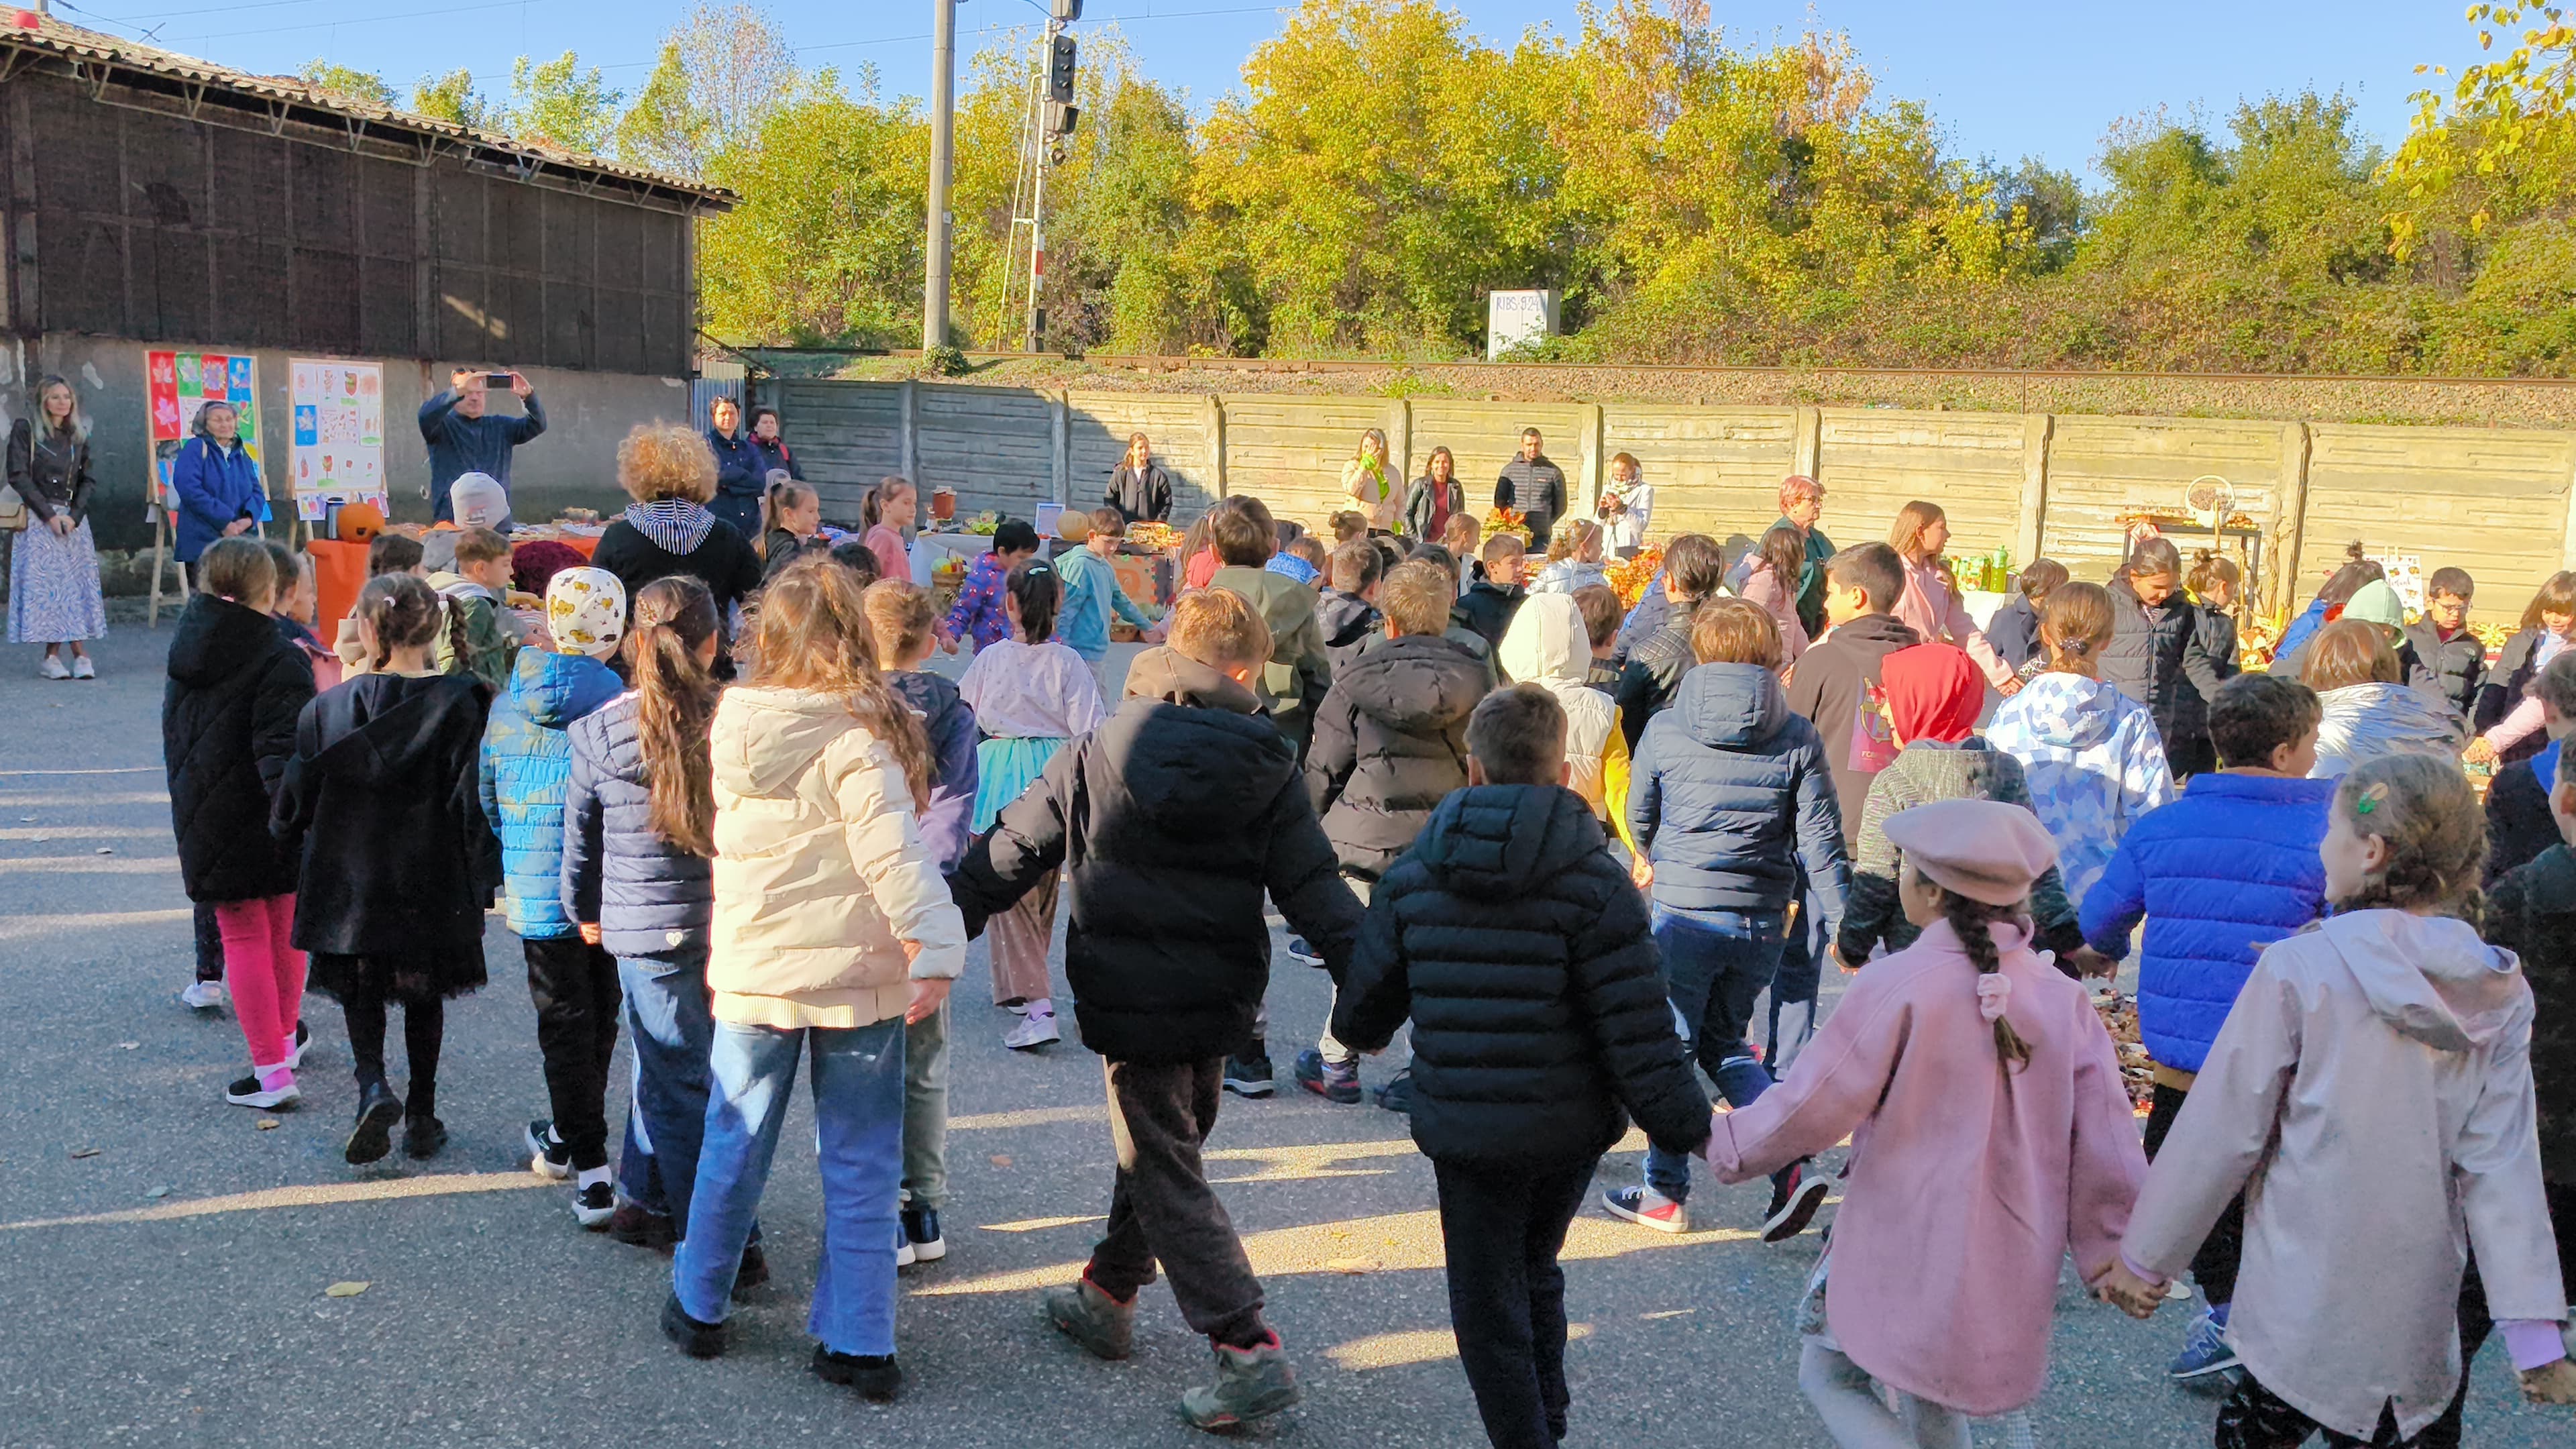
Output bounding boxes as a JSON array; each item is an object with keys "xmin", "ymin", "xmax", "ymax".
[
  {"xmin": 1333, "ymin": 785, "xmax": 1713, "ymax": 1167},
  {"xmin": 272, "ymin": 672, "xmax": 497, "ymax": 961},
  {"xmin": 1317, "ymin": 588, "xmax": 1382, "ymax": 678},
  {"xmin": 1305, "ymin": 633, "xmax": 1492, "ymax": 880},
  {"xmin": 949, "ymin": 647, "xmax": 1364, "ymax": 1064},
  {"xmin": 163, "ymin": 594, "xmax": 315, "ymax": 904}
]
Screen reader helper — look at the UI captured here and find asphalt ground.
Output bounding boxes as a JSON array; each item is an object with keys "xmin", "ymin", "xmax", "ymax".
[{"xmin": 0, "ymin": 621, "xmax": 2561, "ymax": 1448}]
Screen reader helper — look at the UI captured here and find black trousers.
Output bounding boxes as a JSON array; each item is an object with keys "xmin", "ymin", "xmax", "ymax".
[
  {"xmin": 1086, "ymin": 1057, "xmax": 1270, "ymax": 1349},
  {"xmin": 2218, "ymin": 1378, "xmax": 2422, "ymax": 1448},
  {"xmin": 1433, "ymin": 1155, "xmax": 1597, "ymax": 1449},
  {"xmin": 2143, "ymin": 1081, "xmax": 2244, "ymax": 1305},
  {"xmin": 343, "ymin": 992, "xmax": 444, "ymax": 1120},
  {"xmin": 2421, "ymin": 1177, "xmax": 2576, "ymax": 1449},
  {"xmin": 193, "ymin": 902, "xmax": 224, "ymax": 984},
  {"xmin": 523, "ymin": 936, "xmax": 622, "ymax": 1171}
]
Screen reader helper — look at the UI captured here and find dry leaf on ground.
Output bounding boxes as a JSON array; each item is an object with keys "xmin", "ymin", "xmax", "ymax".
[{"xmin": 324, "ymin": 1281, "xmax": 370, "ymax": 1298}]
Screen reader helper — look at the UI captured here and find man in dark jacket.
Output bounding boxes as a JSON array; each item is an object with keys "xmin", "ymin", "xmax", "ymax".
[
  {"xmin": 1451, "ymin": 534, "xmax": 1527, "ymax": 659},
  {"xmin": 1317, "ymin": 538, "xmax": 1385, "ymax": 678},
  {"xmin": 1615, "ymin": 533, "xmax": 1726, "ymax": 749},
  {"xmin": 2406, "ymin": 567, "xmax": 2487, "ymax": 722},
  {"xmin": 1295, "ymin": 560, "xmax": 1491, "ymax": 1104},
  {"xmin": 1493, "ymin": 427, "xmax": 1566, "ymax": 548},
  {"xmin": 420, "ymin": 369, "xmax": 545, "ymax": 523},
  {"xmin": 949, "ymin": 590, "xmax": 1362, "ymax": 1431},
  {"xmin": 1334, "ymin": 684, "xmax": 1710, "ymax": 1449},
  {"xmin": 1616, "ymin": 598, "xmax": 1848, "ymax": 1241}
]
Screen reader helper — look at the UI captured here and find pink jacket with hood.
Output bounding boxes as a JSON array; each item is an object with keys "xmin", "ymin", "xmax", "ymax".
[{"xmin": 2123, "ymin": 909, "xmax": 2566, "ymax": 1441}]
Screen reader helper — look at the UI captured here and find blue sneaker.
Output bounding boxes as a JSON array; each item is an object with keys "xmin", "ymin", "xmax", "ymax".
[
  {"xmin": 1293, "ymin": 1047, "xmax": 1360, "ymax": 1104},
  {"xmin": 2167, "ymin": 1308, "xmax": 2240, "ymax": 1379},
  {"xmin": 1284, "ymin": 936, "xmax": 1324, "ymax": 966}
]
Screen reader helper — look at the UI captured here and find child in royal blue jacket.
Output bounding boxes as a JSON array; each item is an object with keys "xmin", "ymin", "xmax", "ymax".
[
  {"xmin": 480, "ymin": 566, "xmax": 627, "ymax": 1226},
  {"xmin": 2080, "ymin": 671, "xmax": 2334, "ymax": 1381}
]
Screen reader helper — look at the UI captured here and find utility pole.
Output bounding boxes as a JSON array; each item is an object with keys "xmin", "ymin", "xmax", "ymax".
[{"xmin": 922, "ymin": 0, "xmax": 957, "ymax": 352}]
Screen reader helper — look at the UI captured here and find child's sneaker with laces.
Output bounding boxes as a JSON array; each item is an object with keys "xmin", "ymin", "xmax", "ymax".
[
  {"xmin": 902, "ymin": 1206, "xmax": 945, "ymax": 1263},
  {"xmin": 524, "ymin": 1119, "xmax": 572, "ymax": 1179},
  {"xmin": 1004, "ymin": 1011, "xmax": 1060, "ymax": 1051},
  {"xmin": 178, "ymin": 980, "xmax": 226, "ymax": 1010},
  {"xmin": 1179, "ymin": 1333, "xmax": 1299, "ymax": 1430},
  {"xmin": 1042, "ymin": 1276, "xmax": 1134, "ymax": 1360},
  {"xmin": 572, "ymin": 1179, "xmax": 615, "ymax": 1229},
  {"xmin": 1760, "ymin": 1161, "xmax": 1831, "ymax": 1242},
  {"xmin": 1601, "ymin": 1183, "xmax": 1689, "ymax": 1234},
  {"xmin": 225, "ymin": 1067, "xmax": 299, "ymax": 1110},
  {"xmin": 2167, "ymin": 1307, "xmax": 2241, "ymax": 1379},
  {"xmin": 1223, "ymin": 1043, "xmax": 1275, "ymax": 1097},
  {"xmin": 1293, "ymin": 1047, "xmax": 1360, "ymax": 1104}
]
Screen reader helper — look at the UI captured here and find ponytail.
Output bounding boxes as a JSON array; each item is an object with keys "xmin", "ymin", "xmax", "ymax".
[
  {"xmin": 442, "ymin": 596, "xmax": 472, "ymax": 674},
  {"xmin": 356, "ymin": 572, "xmax": 442, "ymax": 673},
  {"xmin": 1944, "ymin": 890, "xmax": 2034, "ymax": 1069},
  {"xmin": 625, "ymin": 577, "xmax": 722, "ymax": 857},
  {"xmin": 757, "ymin": 477, "xmax": 816, "ymax": 559}
]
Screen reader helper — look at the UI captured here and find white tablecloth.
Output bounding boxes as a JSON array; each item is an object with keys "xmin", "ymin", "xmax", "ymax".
[{"xmin": 910, "ymin": 531, "xmax": 991, "ymax": 586}]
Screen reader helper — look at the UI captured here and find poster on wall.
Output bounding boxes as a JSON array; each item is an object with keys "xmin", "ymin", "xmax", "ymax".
[
  {"xmin": 288, "ymin": 358, "xmax": 385, "ymax": 521},
  {"xmin": 144, "ymin": 350, "xmax": 263, "ymax": 522}
]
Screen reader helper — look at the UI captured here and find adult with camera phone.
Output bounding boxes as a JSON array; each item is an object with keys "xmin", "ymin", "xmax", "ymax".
[{"xmin": 421, "ymin": 366, "xmax": 545, "ymax": 525}]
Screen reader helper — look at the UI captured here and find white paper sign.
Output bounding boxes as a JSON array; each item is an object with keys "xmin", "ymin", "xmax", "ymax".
[{"xmin": 289, "ymin": 358, "xmax": 386, "ymax": 521}]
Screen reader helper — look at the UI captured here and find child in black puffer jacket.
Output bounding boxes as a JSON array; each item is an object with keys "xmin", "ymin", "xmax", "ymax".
[{"xmin": 1335, "ymin": 683, "xmax": 1711, "ymax": 1449}]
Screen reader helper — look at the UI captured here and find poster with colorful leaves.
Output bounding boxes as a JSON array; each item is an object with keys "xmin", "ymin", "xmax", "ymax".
[
  {"xmin": 144, "ymin": 350, "xmax": 263, "ymax": 522},
  {"xmin": 288, "ymin": 358, "xmax": 385, "ymax": 521}
]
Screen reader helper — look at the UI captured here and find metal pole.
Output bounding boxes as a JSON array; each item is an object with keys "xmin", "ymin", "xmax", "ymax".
[
  {"xmin": 1025, "ymin": 20, "xmax": 1058, "ymax": 354},
  {"xmin": 922, "ymin": 0, "xmax": 957, "ymax": 351}
]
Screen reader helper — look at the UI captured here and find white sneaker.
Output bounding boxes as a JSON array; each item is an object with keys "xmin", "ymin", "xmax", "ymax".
[
  {"xmin": 178, "ymin": 981, "xmax": 227, "ymax": 1010},
  {"xmin": 1004, "ymin": 1012, "xmax": 1061, "ymax": 1051},
  {"xmin": 39, "ymin": 654, "xmax": 70, "ymax": 680},
  {"xmin": 896, "ymin": 1225, "xmax": 917, "ymax": 1269},
  {"xmin": 282, "ymin": 1020, "xmax": 309, "ymax": 1068},
  {"xmin": 69, "ymin": 655, "xmax": 95, "ymax": 680}
]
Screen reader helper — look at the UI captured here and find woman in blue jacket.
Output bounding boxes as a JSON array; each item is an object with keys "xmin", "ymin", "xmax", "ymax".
[
  {"xmin": 702, "ymin": 395, "xmax": 765, "ymax": 542},
  {"xmin": 171, "ymin": 401, "xmax": 266, "ymax": 567}
]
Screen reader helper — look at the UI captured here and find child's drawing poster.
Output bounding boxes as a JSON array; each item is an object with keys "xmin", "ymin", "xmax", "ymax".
[
  {"xmin": 289, "ymin": 359, "xmax": 385, "ymax": 521},
  {"xmin": 145, "ymin": 350, "xmax": 262, "ymax": 521}
]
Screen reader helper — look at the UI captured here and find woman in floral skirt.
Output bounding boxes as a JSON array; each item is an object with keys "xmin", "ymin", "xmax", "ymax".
[{"xmin": 8, "ymin": 376, "xmax": 107, "ymax": 678}]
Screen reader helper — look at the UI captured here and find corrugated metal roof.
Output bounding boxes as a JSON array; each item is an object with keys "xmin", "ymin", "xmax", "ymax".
[{"xmin": 0, "ymin": 13, "xmax": 736, "ymax": 206}]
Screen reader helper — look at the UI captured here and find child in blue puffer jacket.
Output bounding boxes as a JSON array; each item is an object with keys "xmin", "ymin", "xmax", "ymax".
[
  {"xmin": 481, "ymin": 566, "xmax": 628, "ymax": 1227},
  {"xmin": 2080, "ymin": 671, "xmax": 2334, "ymax": 1383}
]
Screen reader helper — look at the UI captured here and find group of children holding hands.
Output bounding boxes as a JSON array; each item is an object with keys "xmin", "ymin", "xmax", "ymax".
[{"xmin": 155, "ymin": 437, "xmax": 2576, "ymax": 1448}]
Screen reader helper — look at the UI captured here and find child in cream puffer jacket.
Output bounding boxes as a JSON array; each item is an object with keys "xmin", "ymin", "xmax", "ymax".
[{"xmin": 658, "ymin": 557, "xmax": 963, "ymax": 1403}]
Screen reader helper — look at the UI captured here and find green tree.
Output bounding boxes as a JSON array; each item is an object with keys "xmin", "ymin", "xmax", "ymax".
[
  {"xmin": 504, "ymin": 52, "xmax": 624, "ymax": 154},
  {"xmin": 298, "ymin": 60, "xmax": 396, "ymax": 109},
  {"xmin": 410, "ymin": 68, "xmax": 490, "ymax": 128},
  {"xmin": 615, "ymin": 3, "xmax": 804, "ymax": 177}
]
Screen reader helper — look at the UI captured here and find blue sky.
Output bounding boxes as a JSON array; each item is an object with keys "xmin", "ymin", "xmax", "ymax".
[{"xmin": 62, "ymin": 0, "xmax": 2482, "ymax": 176}]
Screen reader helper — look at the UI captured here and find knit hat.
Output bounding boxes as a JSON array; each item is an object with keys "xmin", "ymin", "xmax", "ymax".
[
  {"xmin": 2343, "ymin": 578, "xmax": 2406, "ymax": 631},
  {"xmin": 545, "ymin": 566, "xmax": 627, "ymax": 659},
  {"xmin": 449, "ymin": 472, "xmax": 507, "ymax": 529},
  {"xmin": 510, "ymin": 539, "xmax": 586, "ymax": 598},
  {"xmin": 1880, "ymin": 798, "xmax": 2058, "ymax": 906},
  {"xmin": 1882, "ymin": 643, "xmax": 1984, "ymax": 745}
]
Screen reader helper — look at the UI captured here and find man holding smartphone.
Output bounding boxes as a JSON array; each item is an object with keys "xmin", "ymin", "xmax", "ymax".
[{"xmin": 421, "ymin": 368, "xmax": 547, "ymax": 525}]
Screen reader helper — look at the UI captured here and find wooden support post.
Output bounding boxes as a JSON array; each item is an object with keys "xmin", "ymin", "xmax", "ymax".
[
  {"xmin": 2271, "ymin": 421, "xmax": 2314, "ymax": 623},
  {"xmin": 2017, "ymin": 413, "xmax": 2053, "ymax": 566},
  {"xmin": 1575, "ymin": 401, "xmax": 1604, "ymax": 525},
  {"xmin": 1793, "ymin": 405, "xmax": 1822, "ymax": 481},
  {"xmin": 2561, "ymin": 446, "xmax": 2576, "ymax": 570},
  {"xmin": 1050, "ymin": 390, "xmax": 1069, "ymax": 507},
  {"xmin": 1387, "ymin": 398, "xmax": 1411, "ymax": 490},
  {"xmin": 898, "ymin": 380, "xmax": 918, "ymax": 484},
  {"xmin": 1207, "ymin": 394, "xmax": 1228, "ymax": 500}
]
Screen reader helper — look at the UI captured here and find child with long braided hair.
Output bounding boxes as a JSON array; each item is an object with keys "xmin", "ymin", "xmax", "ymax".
[
  {"xmin": 1696, "ymin": 797, "xmax": 2148, "ymax": 1448},
  {"xmin": 2110, "ymin": 754, "xmax": 2575, "ymax": 1446},
  {"xmin": 274, "ymin": 572, "xmax": 499, "ymax": 1165}
]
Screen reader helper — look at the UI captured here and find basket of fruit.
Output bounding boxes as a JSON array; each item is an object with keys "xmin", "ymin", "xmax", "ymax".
[
  {"xmin": 965, "ymin": 511, "xmax": 1000, "ymax": 537},
  {"xmin": 1128, "ymin": 521, "xmax": 1184, "ymax": 553},
  {"xmin": 1488, "ymin": 505, "xmax": 1534, "ymax": 548}
]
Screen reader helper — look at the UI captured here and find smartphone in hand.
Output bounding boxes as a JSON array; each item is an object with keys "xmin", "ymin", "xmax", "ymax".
[{"xmin": 484, "ymin": 372, "xmax": 517, "ymax": 389}]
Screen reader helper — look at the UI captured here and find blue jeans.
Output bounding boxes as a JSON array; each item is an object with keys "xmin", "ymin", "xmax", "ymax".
[
  {"xmin": 1767, "ymin": 875, "xmax": 1827, "ymax": 1072},
  {"xmin": 617, "ymin": 952, "xmax": 715, "ymax": 1226},
  {"xmin": 673, "ymin": 1017, "xmax": 907, "ymax": 1356},
  {"xmin": 1646, "ymin": 905, "xmax": 1786, "ymax": 1205}
]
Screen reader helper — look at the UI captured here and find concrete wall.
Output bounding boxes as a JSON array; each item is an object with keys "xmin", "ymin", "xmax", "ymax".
[
  {"xmin": 774, "ymin": 380, "xmax": 2576, "ymax": 614},
  {"xmin": 9, "ymin": 333, "xmax": 690, "ymax": 552}
]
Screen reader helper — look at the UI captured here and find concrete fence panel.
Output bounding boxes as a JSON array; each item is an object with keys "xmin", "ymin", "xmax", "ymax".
[
  {"xmin": 2043, "ymin": 416, "xmax": 2290, "ymax": 587},
  {"xmin": 2301, "ymin": 423, "xmax": 2576, "ymax": 602},
  {"xmin": 1218, "ymin": 392, "xmax": 1395, "ymax": 528},
  {"xmin": 1407, "ymin": 399, "xmax": 1594, "ymax": 535},
  {"xmin": 914, "ymin": 384, "xmax": 1057, "ymax": 520},
  {"xmin": 1601, "ymin": 405, "xmax": 1800, "ymax": 549},
  {"xmin": 1815, "ymin": 409, "xmax": 2029, "ymax": 566},
  {"xmin": 773, "ymin": 378, "xmax": 904, "ymax": 519},
  {"xmin": 1065, "ymin": 390, "xmax": 1222, "ymax": 521}
]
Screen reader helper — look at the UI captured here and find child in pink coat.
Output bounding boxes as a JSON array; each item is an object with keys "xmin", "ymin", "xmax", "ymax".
[{"xmin": 1699, "ymin": 797, "xmax": 2147, "ymax": 1446}]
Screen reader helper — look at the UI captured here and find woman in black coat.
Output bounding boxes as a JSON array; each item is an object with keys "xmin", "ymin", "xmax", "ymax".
[
  {"xmin": 590, "ymin": 423, "xmax": 764, "ymax": 672},
  {"xmin": 1104, "ymin": 431, "xmax": 1172, "ymax": 523},
  {"xmin": 164, "ymin": 539, "xmax": 315, "ymax": 1108},
  {"xmin": 272, "ymin": 573, "xmax": 496, "ymax": 1165}
]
